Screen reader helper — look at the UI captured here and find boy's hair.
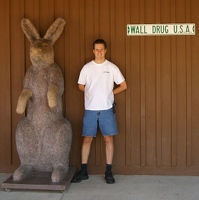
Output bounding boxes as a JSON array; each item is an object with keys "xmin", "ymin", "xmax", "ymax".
[{"xmin": 93, "ymin": 39, "xmax": 107, "ymax": 49}]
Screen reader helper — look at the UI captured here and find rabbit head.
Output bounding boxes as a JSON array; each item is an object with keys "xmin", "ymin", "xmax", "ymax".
[{"xmin": 21, "ymin": 18, "xmax": 66, "ymax": 66}]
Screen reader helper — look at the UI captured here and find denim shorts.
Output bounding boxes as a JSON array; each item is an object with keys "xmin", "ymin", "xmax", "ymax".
[{"xmin": 82, "ymin": 107, "xmax": 118, "ymax": 137}]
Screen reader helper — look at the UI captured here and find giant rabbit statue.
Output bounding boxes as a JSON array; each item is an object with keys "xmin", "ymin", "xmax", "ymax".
[{"xmin": 13, "ymin": 18, "xmax": 72, "ymax": 182}]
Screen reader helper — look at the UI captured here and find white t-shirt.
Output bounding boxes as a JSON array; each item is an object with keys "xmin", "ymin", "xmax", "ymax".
[{"xmin": 78, "ymin": 60, "xmax": 125, "ymax": 110}]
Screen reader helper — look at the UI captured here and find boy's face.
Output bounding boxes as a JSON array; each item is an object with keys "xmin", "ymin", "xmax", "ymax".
[{"xmin": 93, "ymin": 44, "xmax": 107, "ymax": 59}]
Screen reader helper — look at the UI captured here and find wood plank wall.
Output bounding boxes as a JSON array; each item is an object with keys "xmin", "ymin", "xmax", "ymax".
[{"xmin": 0, "ymin": 0, "xmax": 199, "ymax": 175}]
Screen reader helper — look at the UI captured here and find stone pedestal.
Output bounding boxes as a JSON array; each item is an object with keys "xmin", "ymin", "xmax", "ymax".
[{"xmin": 1, "ymin": 167, "xmax": 76, "ymax": 192}]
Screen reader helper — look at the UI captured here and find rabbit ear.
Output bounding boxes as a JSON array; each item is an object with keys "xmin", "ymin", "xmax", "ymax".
[
  {"xmin": 44, "ymin": 18, "xmax": 66, "ymax": 45},
  {"xmin": 21, "ymin": 18, "xmax": 41, "ymax": 42}
]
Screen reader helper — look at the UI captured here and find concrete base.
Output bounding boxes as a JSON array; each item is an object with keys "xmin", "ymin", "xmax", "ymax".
[{"xmin": 1, "ymin": 167, "xmax": 76, "ymax": 192}]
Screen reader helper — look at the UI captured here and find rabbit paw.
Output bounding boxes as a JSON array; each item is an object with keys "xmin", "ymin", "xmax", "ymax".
[
  {"xmin": 47, "ymin": 84, "xmax": 58, "ymax": 108},
  {"xmin": 51, "ymin": 165, "xmax": 68, "ymax": 182},
  {"xmin": 16, "ymin": 103, "xmax": 25, "ymax": 114},
  {"xmin": 13, "ymin": 165, "xmax": 32, "ymax": 181},
  {"xmin": 16, "ymin": 89, "xmax": 32, "ymax": 114},
  {"xmin": 48, "ymin": 97, "xmax": 57, "ymax": 108}
]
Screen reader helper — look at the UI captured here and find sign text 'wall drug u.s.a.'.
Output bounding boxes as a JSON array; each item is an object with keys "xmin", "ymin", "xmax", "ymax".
[{"xmin": 127, "ymin": 24, "xmax": 195, "ymax": 36}]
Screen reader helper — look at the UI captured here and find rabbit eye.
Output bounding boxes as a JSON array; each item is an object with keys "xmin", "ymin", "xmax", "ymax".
[{"xmin": 43, "ymin": 43, "xmax": 48, "ymax": 47}]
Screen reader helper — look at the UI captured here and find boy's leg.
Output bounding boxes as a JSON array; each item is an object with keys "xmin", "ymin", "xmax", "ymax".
[
  {"xmin": 104, "ymin": 136, "xmax": 115, "ymax": 184},
  {"xmin": 72, "ymin": 137, "xmax": 93, "ymax": 183}
]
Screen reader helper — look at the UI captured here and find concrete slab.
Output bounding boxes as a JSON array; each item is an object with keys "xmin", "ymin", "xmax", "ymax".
[
  {"xmin": 63, "ymin": 175, "xmax": 199, "ymax": 200},
  {"xmin": 1, "ymin": 173, "xmax": 199, "ymax": 200}
]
